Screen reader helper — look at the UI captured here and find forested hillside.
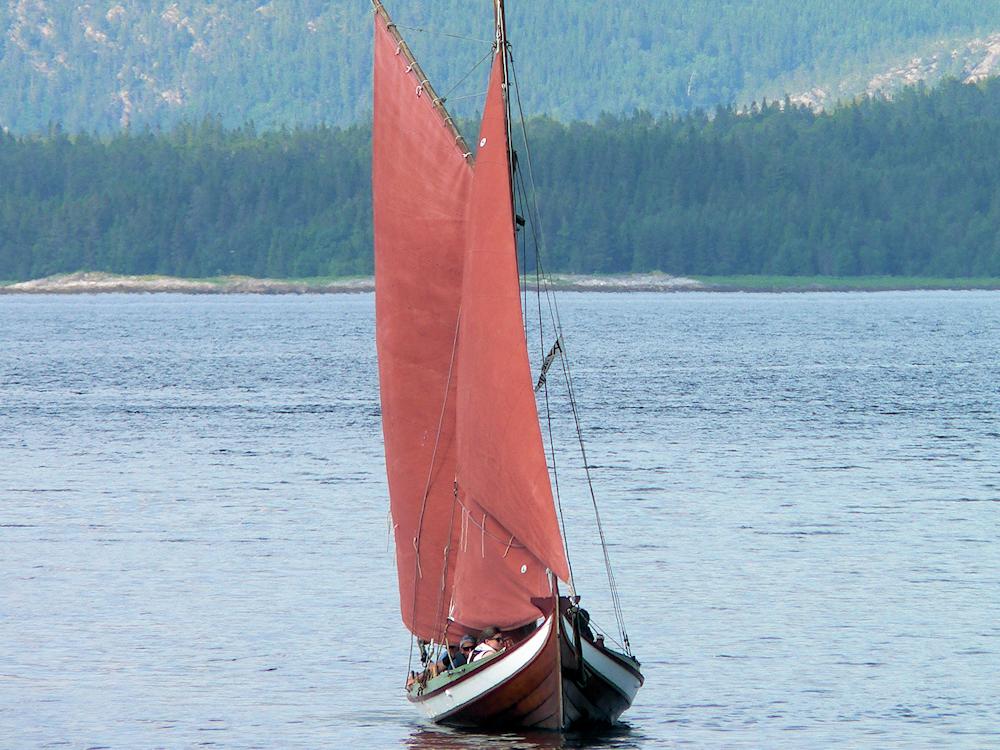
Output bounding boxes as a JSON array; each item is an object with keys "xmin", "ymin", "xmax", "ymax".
[
  {"xmin": 4, "ymin": 77, "xmax": 1000, "ymax": 281},
  {"xmin": 3, "ymin": 1, "xmax": 1000, "ymax": 133},
  {"xmin": 0, "ymin": 120, "xmax": 370, "ymax": 280}
]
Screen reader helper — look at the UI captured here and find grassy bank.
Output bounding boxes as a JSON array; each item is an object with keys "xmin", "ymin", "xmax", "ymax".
[{"xmin": 695, "ymin": 275, "xmax": 1000, "ymax": 291}]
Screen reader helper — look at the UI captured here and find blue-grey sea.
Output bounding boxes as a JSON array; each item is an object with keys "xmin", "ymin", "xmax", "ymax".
[{"xmin": 1, "ymin": 291, "xmax": 998, "ymax": 749}]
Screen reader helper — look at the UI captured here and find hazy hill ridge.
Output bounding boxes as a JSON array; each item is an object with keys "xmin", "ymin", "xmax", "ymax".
[
  {"xmin": 4, "ymin": 1, "xmax": 1000, "ymax": 133},
  {"xmin": 4, "ymin": 77, "xmax": 1000, "ymax": 281}
]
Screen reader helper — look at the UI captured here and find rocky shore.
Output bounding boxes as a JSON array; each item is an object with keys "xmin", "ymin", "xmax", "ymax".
[
  {"xmin": 0, "ymin": 271, "xmax": 705, "ymax": 294},
  {"xmin": 0, "ymin": 272, "xmax": 376, "ymax": 294},
  {"xmin": 3, "ymin": 271, "xmax": 996, "ymax": 295}
]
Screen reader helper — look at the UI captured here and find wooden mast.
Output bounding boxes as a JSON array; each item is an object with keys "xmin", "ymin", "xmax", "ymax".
[
  {"xmin": 494, "ymin": 0, "xmax": 518, "ymax": 225},
  {"xmin": 496, "ymin": 0, "xmax": 566, "ymax": 726}
]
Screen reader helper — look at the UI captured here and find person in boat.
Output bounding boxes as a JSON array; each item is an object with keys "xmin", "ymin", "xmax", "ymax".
[
  {"xmin": 455, "ymin": 634, "xmax": 476, "ymax": 666},
  {"xmin": 437, "ymin": 635, "xmax": 475, "ymax": 671},
  {"xmin": 470, "ymin": 626, "xmax": 504, "ymax": 662},
  {"xmin": 575, "ymin": 608, "xmax": 605, "ymax": 647}
]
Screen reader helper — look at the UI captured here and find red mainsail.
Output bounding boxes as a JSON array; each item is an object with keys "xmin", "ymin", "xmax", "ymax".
[
  {"xmin": 372, "ymin": 11, "xmax": 471, "ymax": 641},
  {"xmin": 373, "ymin": 2, "xmax": 568, "ymax": 641}
]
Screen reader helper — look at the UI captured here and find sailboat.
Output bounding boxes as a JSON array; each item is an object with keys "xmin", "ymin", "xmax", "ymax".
[{"xmin": 371, "ymin": 0, "xmax": 643, "ymax": 731}]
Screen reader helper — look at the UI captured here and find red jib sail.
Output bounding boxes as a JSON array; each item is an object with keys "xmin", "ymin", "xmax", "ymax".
[
  {"xmin": 373, "ymin": 2, "xmax": 568, "ymax": 641},
  {"xmin": 450, "ymin": 50, "xmax": 570, "ymax": 631}
]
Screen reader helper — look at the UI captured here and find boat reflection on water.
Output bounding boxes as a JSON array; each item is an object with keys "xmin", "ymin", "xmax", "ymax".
[{"xmin": 404, "ymin": 724, "xmax": 643, "ymax": 750}]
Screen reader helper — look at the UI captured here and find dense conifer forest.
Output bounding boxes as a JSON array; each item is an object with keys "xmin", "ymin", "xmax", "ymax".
[
  {"xmin": 3, "ymin": 78, "xmax": 1000, "ymax": 282},
  {"xmin": 2, "ymin": 0, "xmax": 1000, "ymax": 132}
]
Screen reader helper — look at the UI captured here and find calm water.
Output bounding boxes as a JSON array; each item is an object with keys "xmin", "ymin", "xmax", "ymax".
[{"xmin": 1, "ymin": 292, "xmax": 998, "ymax": 749}]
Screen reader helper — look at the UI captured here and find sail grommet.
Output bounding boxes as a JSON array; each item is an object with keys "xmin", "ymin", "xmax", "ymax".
[
  {"xmin": 520, "ymin": 564, "xmax": 527, "ymax": 574},
  {"xmin": 479, "ymin": 137, "xmax": 487, "ymax": 148}
]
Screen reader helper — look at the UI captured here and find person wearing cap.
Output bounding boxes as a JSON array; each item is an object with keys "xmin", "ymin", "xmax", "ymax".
[{"xmin": 471, "ymin": 626, "xmax": 504, "ymax": 662}]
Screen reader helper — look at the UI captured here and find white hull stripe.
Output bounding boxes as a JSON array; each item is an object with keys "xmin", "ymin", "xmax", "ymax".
[{"xmin": 562, "ymin": 617, "xmax": 643, "ymax": 703}]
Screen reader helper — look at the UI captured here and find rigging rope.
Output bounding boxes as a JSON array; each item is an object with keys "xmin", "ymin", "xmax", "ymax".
[
  {"xmin": 441, "ymin": 47, "xmax": 495, "ymax": 103},
  {"xmin": 392, "ymin": 23, "xmax": 496, "ymax": 46},
  {"xmin": 511, "ymin": 152, "xmax": 576, "ymax": 595},
  {"xmin": 517, "ymin": 158, "xmax": 529, "ymax": 341},
  {"xmin": 508, "ymin": 52, "xmax": 631, "ymax": 653},
  {"xmin": 404, "ymin": 308, "xmax": 462, "ymax": 683},
  {"xmin": 432, "ymin": 481, "xmax": 461, "ymax": 646},
  {"xmin": 453, "ymin": 497, "xmax": 531, "ymax": 547},
  {"xmin": 442, "ymin": 89, "xmax": 490, "ymax": 103}
]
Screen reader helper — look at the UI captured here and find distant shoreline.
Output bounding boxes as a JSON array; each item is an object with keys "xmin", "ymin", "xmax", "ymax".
[{"xmin": 2, "ymin": 272, "xmax": 1000, "ymax": 295}]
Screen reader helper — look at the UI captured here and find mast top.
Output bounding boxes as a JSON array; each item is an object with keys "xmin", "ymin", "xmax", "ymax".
[{"xmin": 494, "ymin": 0, "xmax": 507, "ymax": 50}]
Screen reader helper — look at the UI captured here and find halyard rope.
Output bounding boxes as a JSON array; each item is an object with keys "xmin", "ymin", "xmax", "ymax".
[{"xmin": 509, "ymin": 51, "xmax": 631, "ymax": 653}]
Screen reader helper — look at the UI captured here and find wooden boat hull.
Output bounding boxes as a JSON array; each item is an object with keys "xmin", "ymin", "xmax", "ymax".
[
  {"xmin": 559, "ymin": 613, "xmax": 644, "ymax": 727},
  {"xmin": 410, "ymin": 613, "xmax": 563, "ymax": 729},
  {"xmin": 409, "ymin": 609, "xmax": 642, "ymax": 730}
]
